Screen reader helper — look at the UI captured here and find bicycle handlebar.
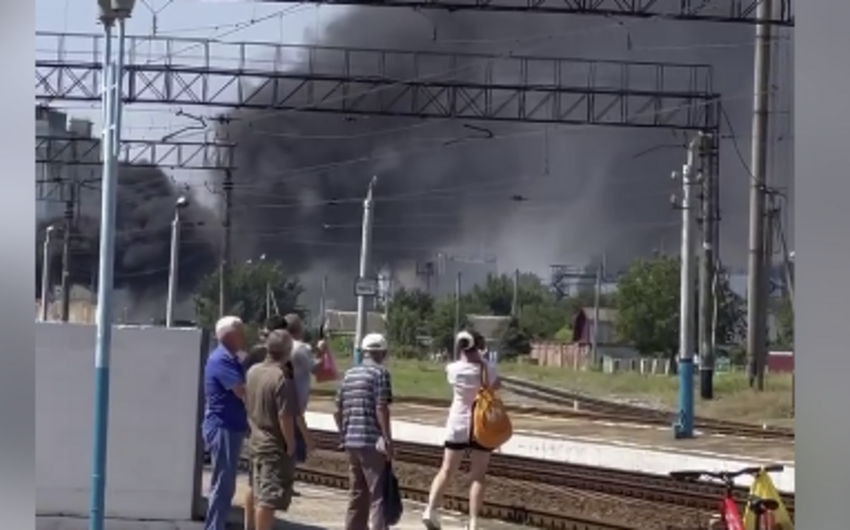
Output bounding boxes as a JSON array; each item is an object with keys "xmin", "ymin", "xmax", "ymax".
[{"xmin": 669, "ymin": 464, "xmax": 784, "ymax": 483}]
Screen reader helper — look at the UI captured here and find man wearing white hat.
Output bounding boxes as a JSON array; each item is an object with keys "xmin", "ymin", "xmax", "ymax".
[{"xmin": 334, "ymin": 333, "xmax": 394, "ymax": 530}]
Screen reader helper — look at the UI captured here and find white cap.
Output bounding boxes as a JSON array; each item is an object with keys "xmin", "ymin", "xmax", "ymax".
[{"xmin": 361, "ymin": 333, "xmax": 388, "ymax": 352}]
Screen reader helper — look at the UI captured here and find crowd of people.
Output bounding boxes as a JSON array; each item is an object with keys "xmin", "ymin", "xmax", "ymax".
[{"xmin": 202, "ymin": 314, "xmax": 500, "ymax": 530}]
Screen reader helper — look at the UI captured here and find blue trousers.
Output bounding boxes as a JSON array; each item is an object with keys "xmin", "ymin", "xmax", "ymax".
[{"xmin": 205, "ymin": 427, "xmax": 245, "ymax": 530}]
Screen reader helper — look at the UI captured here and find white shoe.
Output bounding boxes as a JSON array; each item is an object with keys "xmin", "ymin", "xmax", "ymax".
[{"xmin": 422, "ymin": 508, "xmax": 441, "ymax": 530}]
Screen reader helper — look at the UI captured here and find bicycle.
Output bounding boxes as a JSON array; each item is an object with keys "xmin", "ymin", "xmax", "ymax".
[{"xmin": 669, "ymin": 464, "xmax": 786, "ymax": 530}]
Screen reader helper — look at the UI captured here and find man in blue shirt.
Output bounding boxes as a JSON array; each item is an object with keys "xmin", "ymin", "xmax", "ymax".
[{"xmin": 203, "ymin": 315, "xmax": 249, "ymax": 530}]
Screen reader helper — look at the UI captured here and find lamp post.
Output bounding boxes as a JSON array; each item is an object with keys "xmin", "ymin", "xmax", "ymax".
[
  {"xmin": 40, "ymin": 225, "xmax": 57, "ymax": 321},
  {"xmin": 165, "ymin": 196, "xmax": 189, "ymax": 327},
  {"xmin": 91, "ymin": 2, "xmax": 135, "ymax": 530}
]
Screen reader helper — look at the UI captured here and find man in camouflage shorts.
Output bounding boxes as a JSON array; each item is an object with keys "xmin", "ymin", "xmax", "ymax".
[{"xmin": 244, "ymin": 329, "xmax": 298, "ymax": 530}]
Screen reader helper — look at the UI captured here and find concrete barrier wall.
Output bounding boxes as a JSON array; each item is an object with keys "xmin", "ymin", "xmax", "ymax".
[{"xmin": 36, "ymin": 323, "xmax": 205, "ymax": 520}]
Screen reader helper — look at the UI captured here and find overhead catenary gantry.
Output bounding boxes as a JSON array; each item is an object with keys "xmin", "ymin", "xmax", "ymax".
[
  {"xmin": 253, "ymin": 0, "xmax": 793, "ymax": 26},
  {"xmin": 36, "ymin": 32, "xmax": 720, "ymax": 132},
  {"xmin": 36, "ymin": 135, "xmax": 235, "ymax": 173}
]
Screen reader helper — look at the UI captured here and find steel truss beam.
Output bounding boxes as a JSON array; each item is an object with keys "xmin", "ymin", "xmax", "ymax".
[
  {"xmin": 36, "ymin": 32, "xmax": 720, "ymax": 131},
  {"xmin": 36, "ymin": 135, "xmax": 235, "ymax": 172},
  {"xmin": 255, "ymin": 0, "xmax": 794, "ymax": 26}
]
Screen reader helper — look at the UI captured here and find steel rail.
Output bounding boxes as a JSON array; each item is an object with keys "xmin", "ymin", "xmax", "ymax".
[
  {"xmin": 305, "ymin": 431, "xmax": 794, "ymax": 515},
  {"xmin": 295, "ymin": 467, "xmax": 640, "ymax": 530},
  {"xmin": 497, "ymin": 376, "xmax": 795, "ymax": 440},
  {"xmin": 310, "ymin": 387, "xmax": 795, "ymax": 440}
]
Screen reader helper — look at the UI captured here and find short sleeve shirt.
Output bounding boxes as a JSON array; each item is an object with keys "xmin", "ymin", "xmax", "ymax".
[
  {"xmin": 443, "ymin": 360, "xmax": 499, "ymax": 443},
  {"xmin": 245, "ymin": 361, "xmax": 297, "ymax": 455},
  {"xmin": 203, "ymin": 345, "xmax": 248, "ymax": 435},
  {"xmin": 335, "ymin": 359, "xmax": 393, "ymax": 449}
]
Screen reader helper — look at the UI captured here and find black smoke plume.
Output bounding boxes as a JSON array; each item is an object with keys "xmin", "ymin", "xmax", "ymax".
[{"xmin": 37, "ymin": 7, "xmax": 794, "ymax": 314}]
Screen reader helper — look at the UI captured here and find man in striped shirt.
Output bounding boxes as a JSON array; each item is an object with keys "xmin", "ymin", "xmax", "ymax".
[{"xmin": 334, "ymin": 333, "xmax": 394, "ymax": 530}]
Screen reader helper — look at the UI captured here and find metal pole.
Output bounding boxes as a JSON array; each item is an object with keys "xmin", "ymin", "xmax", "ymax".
[
  {"xmin": 60, "ymin": 186, "xmax": 75, "ymax": 322},
  {"xmin": 591, "ymin": 263, "xmax": 602, "ymax": 367},
  {"xmin": 510, "ymin": 268, "xmax": 519, "ymax": 317},
  {"xmin": 746, "ymin": 0, "xmax": 774, "ymax": 391},
  {"xmin": 453, "ymin": 271, "xmax": 462, "ymax": 358},
  {"xmin": 758, "ymin": 205, "xmax": 777, "ymax": 387},
  {"xmin": 165, "ymin": 207, "xmax": 181, "ymax": 327},
  {"xmin": 218, "ymin": 170, "xmax": 233, "ymax": 317},
  {"xmin": 674, "ymin": 135, "xmax": 702, "ymax": 439},
  {"xmin": 699, "ymin": 139, "xmax": 716, "ymax": 400},
  {"xmin": 319, "ymin": 274, "xmax": 328, "ymax": 329},
  {"xmin": 40, "ymin": 226, "xmax": 55, "ymax": 321},
  {"xmin": 354, "ymin": 176, "xmax": 377, "ymax": 364},
  {"xmin": 89, "ymin": 5, "xmax": 127, "ymax": 529}
]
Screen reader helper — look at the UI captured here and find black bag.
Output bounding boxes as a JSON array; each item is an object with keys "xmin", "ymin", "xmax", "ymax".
[{"xmin": 382, "ymin": 462, "xmax": 403, "ymax": 526}]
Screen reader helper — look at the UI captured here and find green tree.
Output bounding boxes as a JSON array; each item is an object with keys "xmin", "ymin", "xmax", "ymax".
[
  {"xmin": 615, "ymin": 256, "xmax": 681, "ymax": 358},
  {"xmin": 428, "ymin": 297, "xmax": 470, "ymax": 353},
  {"xmin": 193, "ymin": 260, "xmax": 303, "ymax": 329},
  {"xmin": 385, "ymin": 288, "xmax": 435, "ymax": 347},
  {"xmin": 614, "ymin": 256, "xmax": 745, "ymax": 360},
  {"xmin": 499, "ymin": 316, "xmax": 532, "ymax": 358}
]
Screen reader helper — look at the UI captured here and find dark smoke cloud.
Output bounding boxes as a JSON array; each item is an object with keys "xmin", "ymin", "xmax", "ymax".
[
  {"xmin": 35, "ymin": 163, "xmax": 219, "ymax": 313},
  {"xmin": 37, "ymin": 7, "xmax": 794, "ymax": 313},
  {"xmin": 213, "ymin": 8, "xmax": 786, "ymax": 278}
]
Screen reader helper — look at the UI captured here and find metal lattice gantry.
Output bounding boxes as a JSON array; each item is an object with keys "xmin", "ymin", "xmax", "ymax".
[
  {"xmin": 36, "ymin": 32, "xmax": 720, "ymax": 131},
  {"xmin": 36, "ymin": 135, "xmax": 235, "ymax": 173},
  {"xmin": 254, "ymin": 0, "xmax": 794, "ymax": 26}
]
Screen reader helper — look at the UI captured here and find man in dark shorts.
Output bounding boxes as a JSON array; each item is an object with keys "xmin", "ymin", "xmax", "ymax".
[{"xmin": 244, "ymin": 329, "xmax": 298, "ymax": 530}]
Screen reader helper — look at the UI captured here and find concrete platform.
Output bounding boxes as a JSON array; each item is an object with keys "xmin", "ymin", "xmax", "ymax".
[{"xmin": 308, "ymin": 397, "xmax": 794, "ymax": 462}]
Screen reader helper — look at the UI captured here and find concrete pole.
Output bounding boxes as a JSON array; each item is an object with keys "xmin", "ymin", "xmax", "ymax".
[
  {"xmin": 453, "ymin": 271, "xmax": 462, "ymax": 359},
  {"xmin": 510, "ymin": 268, "xmax": 519, "ymax": 317},
  {"xmin": 90, "ymin": 3, "xmax": 134, "ymax": 529},
  {"xmin": 40, "ymin": 226, "xmax": 56, "ymax": 321},
  {"xmin": 591, "ymin": 263, "xmax": 602, "ymax": 367},
  {"xmin": 674, "ymin": 134, "xmax": 703, "ymax": 439},
  {"xmin": 746, "ymin": 0, "xmax": 774, "ymax": 391},
  {"xmin": 353, "ymin": 176, "xmax": 377, "ymax": 364},
  {"xmin": 60, "ymin": 187, "xmax": 75, "ymax": 321},
  {"xmin": 699, "ymin": 140, "xmax": 717, "ymax": 400},
  {"xmin": 165, "ymin": 198, "xmax": 186, "ymax": 327}
]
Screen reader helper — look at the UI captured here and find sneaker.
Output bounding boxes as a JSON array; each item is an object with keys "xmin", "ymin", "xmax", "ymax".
[{"xmin": 421, "ymin": 509, "xmax": 441, "ymax": 530}]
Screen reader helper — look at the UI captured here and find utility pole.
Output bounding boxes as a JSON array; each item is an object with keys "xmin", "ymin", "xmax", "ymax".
[
  {"xmin": 59, "ymin": 183, "xmax": 76, "ymax": 322},
  {"xmin": 698, "ymin": 136, "xmax": 717, "ymax": 400},
  {"xmin": 510, "ymin": 268, "xmax": 519, "ymax": 317},
  {"xmin": 166, "ymin": 197, "xmax": 188, "ymax": 327},
  {"xmin": 40, "ymin": 225, "xmax": 57, "ymax": 321},
  {"xmin": 746, "ymin": 0, "xmax": 775, "ymax": 391},
  {"xmin": 673, "ymin": 134, "xmax": 704, "ymax": 439},
  {"xmin": 218, "ymin": 168, "xmax": 233, "ymax": 318},
  {"xmin": 354, "ymin": 176, "xmax": 377, "ymax": 364},
  {"xmin": 453, "ymin": 271, "xmax": 462, "ymax": 358},
  {"xmin": 319, "ymin": 274, "xmax": 328, "ymax": 330},
  {"xmin": 590, "ymin": 263, "xmax": 602, "ymax": 367},
  {"xmin": 758, "ymin": 203, "xmax": 779, "ymax": 388}
]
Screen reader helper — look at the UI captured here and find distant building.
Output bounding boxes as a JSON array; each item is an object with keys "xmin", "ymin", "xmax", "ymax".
[
  {"xmin": 322, "ymin": 309, "xmax": 386, "ymax": 337},
  {"xmin": 36, "ymin": 106, "xmax": 99, "ymax": 222},
  {"xmin": 571, "ymin": 307, "xmax": 619, "ymax": 345}
]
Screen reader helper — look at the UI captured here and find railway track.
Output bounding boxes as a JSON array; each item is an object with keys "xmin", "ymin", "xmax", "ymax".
[
  {"xmin": 296, "ymin": 467, "xmax": 640, "ymax": 530},
  {"xmin": 497, "ymin": 376, "xmax": 795, "ymax": 440},
  {"xmin": 312, "ymin": 385, "xmax": 794, "ymax": 440},
  {"xmin": 307, "ymin": 431, "xmax": 795, "ymax": 516}
]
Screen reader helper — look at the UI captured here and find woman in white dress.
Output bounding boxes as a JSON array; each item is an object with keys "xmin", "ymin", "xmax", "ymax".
[{"xmin": 422, "ymin": 330, "xmax": 500, "ymax": 530}]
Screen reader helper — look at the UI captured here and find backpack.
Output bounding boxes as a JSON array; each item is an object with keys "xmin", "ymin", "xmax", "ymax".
[{"xmin": 471, "ymin": 362, "xmax": 512, "ymax": 450}]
